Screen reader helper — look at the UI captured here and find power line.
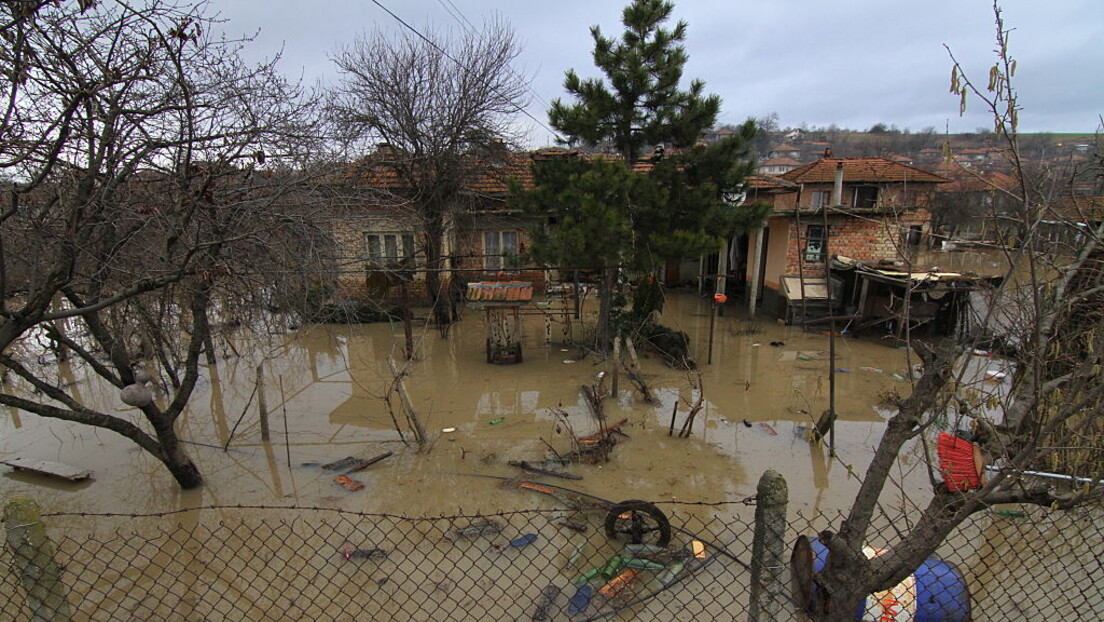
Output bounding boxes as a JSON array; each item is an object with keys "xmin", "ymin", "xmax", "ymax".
[
  {"xmin": 367, "ymin": 0, "xmax": 561, "ymax": 142},
  {"xmin": 433, "ymin": 0, "xmax": 556, "ymax": 115}
]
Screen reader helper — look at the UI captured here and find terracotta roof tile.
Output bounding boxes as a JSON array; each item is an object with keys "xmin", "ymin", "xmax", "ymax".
[
  {"xmin": 746, "ymin": 174, "xmax": 798, "ymax": 191},
  {"xmin": 760, "ymin": 157, "xmax": 802, "ymax": 166},
  {"xmin": 1047, "ymin": 196, "xmax": 1104, "ymax": 222},
  {"xmin": 780, "ymin": 158, "xmax": 948, "ymax": 184},
  {"xmin": 466, "ymin": 281, "xmax": 534, "ymax": 304},
  {"xmin": 930, "ymin": 164, "xmax": 1019, "ymax": 193}
]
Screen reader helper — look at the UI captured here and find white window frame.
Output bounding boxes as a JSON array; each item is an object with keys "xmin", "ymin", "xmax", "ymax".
[
  {"xmin": 810, "ymin": 190, "xmax": 831, "ymax": 209},
  {"xmin": 804, "ymin": 224, "xmax": 828, "ymax": 263},
  {"xmin": 483, "ymin": 230, "xmax": 519, "ymax": 271},
  {"xmin": 852, "ymin": 186, "xmax": 879, "ymax": 209},
  {"xmin": 365, "ymin": 232, "xmax": 416, "ymax": 267}
]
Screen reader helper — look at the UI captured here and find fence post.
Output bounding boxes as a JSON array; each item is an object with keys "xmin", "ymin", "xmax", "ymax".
[
  {"xmin": 748, "ymin": 470, "xmax": 788, "ymax": 622},
  {"xmin": 3, "ymin": 497, "xmax": 71, "ymax": 621}
]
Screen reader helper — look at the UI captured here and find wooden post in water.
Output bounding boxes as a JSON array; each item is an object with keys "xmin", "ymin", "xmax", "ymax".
[
  {"xmin": 611, "ymin": 336, "xmax": 621, "ymax": 397},
  {"xmin": 256, "ymin": 363, "xmax": 270, "ymax": 442},
  {"xmin": 387, "ymin": 357, "xmax": 426, "ymax": 445},
  {"xmin": 4, "ymin": 497, "xmax": 72, "ymax": 621}
]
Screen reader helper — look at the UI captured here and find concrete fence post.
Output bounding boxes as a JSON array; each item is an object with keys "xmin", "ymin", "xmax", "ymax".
[
  {"xmin": 3, "ymin": 497, "xmax": 71, "ymax": 621},
  {"xmin": 748, "ymin": 470, "xmax": 788, "ymax": 622}
]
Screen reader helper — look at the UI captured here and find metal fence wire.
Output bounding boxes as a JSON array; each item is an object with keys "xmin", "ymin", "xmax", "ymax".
[{"xmin": 3, "ymin": 500, "xmax": 1102, "ymax": 621}]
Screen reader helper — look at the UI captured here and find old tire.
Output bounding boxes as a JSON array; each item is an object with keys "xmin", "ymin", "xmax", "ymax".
[{"xmin": 604, "ymin": 499, "xmax": 671, "ymax": 547}]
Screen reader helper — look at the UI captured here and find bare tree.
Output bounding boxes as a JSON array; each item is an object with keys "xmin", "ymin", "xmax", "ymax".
[
  {"xmin": 0, "ymin": 0, "xmax": 323, "ymax": 488},
  {"xmin": 326, "ymin": 19, "xmax": 528, "ymax": 326},
  {"xmin": 809, "ymin": 4, "xmax": 1104, "ymax": 619}
]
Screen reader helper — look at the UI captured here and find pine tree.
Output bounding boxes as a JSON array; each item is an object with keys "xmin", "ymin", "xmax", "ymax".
[
  {"xmin": 549, "ymin": 0, "xmax": 722, "ymax": 164},
  {"xmin": 520, "ymin": 0, "xmax": 762, "ymax": 353}
]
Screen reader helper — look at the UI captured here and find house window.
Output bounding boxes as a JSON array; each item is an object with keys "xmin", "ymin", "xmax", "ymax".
[
  {"xmin": 366, "ymin": 232, "xmax": 416, "ymax": 268},
  {"xmin": 853, "ymin": 186, "xmax": 878, "ymax": 209},
  {"xmin": 904, "ymin": 224, "xmax": 923, "ymax": 247},
  {"xmin": 810, "ymin": 190, "xmax": 831, "ymax": 209},
  {"xmin": 805, "ymin": 225, "xmax": 828, "ymax": 262},
  {"xmin": 484, "ymin": 230, "xmax": 519, "ymax": 271}
]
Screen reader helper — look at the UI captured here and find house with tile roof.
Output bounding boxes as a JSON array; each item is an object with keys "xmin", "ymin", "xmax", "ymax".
[
  {"xmin": 331, "ymin": 146, "xmax": 544, "ymax": 303},
  {"xmin": 757, "ymin": 156, "xmax": 802, "ymax": 175},
  {"xmin": 928, "ymin": 164, "xmax": 1020, "ymax": 243},
  {"xmin": 739, "ymin": 157, "xmax": 948, "ymax": 320}
]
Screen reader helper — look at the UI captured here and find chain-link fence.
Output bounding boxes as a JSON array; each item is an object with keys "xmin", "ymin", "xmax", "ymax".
[
  {"xmin": 786, "ymin": 504, "xmax": 1103, "ymax": 621},
  {"xmin": 3, "ymin": 493, "xmax": 1102, "ymax": 621},
  {"xmin": 2, "ymin": 498, "xmax": 757, "ymax": 622}
]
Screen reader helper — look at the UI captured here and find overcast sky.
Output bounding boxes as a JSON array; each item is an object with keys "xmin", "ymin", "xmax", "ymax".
[{"xmin": 214, "ymin": 1, "xmax": 1102, "ymax": 147}]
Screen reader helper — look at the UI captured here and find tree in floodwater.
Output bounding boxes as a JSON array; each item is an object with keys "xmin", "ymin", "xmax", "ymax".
[
  {"xmin": 0, "ymin": 0, "xmax": 323, "ymax": 489},
  {"xmin": 808, "ymin": 5, "xmax": 1104, "ymax": 620},
  {"xmin": 522, "ymin": 0, "xmax": 760, "ymax": 352},
  {"xmin": 327, "ymin": 19, "xmax": 528, "ymax": 327}
]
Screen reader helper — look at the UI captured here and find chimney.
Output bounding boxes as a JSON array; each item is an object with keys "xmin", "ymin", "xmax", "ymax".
[{"xmin": 832, "ymin": 162, "xmax": 844, "ymax": 206}]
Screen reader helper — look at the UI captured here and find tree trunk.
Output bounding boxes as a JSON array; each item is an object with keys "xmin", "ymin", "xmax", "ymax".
[
  {"xmin": 148, "ymin": 410, "xmax": 203, "ymax": 488},
  {"xmin": 424, "ymin": 219, "xmax": 453, "ymax": 327},
  {"xmin": 161, "ymin": 451, "xmax": 203, "ymax": 489},
  {"xmin": 596, "ymin": 266, "xmax": 613, "ymax": 353}
]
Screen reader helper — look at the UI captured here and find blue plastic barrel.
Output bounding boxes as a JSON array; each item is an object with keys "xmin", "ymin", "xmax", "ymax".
[{"xmin": 804, "ymin": 536, "xmax": 972, "ymax": 622}]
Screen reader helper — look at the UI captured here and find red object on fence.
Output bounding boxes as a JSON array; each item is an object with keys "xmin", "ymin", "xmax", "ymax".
[
  {"xmin": 714, "ymin": 293, "xmax": 727, "ymax": 304},
  {"xmin": 937, "ymin": 432, "xmax": 984, "ymax": 492}
]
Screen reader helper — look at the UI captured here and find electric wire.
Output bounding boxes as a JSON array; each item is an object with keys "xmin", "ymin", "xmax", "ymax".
[{"xmin": 367, "ymin": 0, "xmax": 562, "ymax": 142}]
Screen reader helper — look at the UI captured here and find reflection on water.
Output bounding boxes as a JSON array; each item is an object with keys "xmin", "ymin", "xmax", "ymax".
[{"xmin": 1, "ymin": 291, "xmax": 934, "ymax": 519}]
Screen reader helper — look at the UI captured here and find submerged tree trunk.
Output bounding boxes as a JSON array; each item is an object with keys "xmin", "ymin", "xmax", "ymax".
[
  {"xmin": 153, "ymin": 425, "xmax": 203, "ymax": 489},
  {"xmin": 424, "ymin": 216, "xmax": 453, "ymax": 328},
  {"xmin": 596, "ymin": 267, "xmax": 614, "ymax": 353}
]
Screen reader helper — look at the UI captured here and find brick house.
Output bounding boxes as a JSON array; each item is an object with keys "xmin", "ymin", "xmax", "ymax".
[
  {"xmin": 330, "ymin": 148, "xmax": 543, "ymax": 304},
  {"xmin": 742, "ymin": 157, "xmax": 948, "ymax": 318}
]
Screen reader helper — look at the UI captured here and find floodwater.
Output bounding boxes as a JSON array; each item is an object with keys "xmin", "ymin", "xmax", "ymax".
[{"xmin": 0, "ymin": 289, "xmax": 932, "ymax": 520}]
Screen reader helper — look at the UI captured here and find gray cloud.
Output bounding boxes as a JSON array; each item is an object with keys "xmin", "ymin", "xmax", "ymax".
[{"xmin": 214, "ymin": 0, "xmax": 1104, "ymax": 145}]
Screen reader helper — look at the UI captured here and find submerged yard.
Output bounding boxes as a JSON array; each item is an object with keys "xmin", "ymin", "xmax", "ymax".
[{"xmin": 1, "ymin": 290, "xmax": 932, "ymax": 518}]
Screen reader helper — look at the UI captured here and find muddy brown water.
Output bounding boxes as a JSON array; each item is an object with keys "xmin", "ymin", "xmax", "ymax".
[{"xmin": 0, "ymin": 291, "xmax": 931, "ymax": 520}]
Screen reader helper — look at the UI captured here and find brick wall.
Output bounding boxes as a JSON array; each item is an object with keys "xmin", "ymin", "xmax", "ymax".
[
  {"xmin": 330, "ymin": 209, "xmax": 546, "ymax": 304},
  {"xmin": 784, "ymin": 209, "xmax": 930, "ymax": 275}
]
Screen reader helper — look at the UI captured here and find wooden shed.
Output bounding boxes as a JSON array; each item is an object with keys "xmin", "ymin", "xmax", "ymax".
[{"xmin": 466, "ymin": 282, "xmax": 534, "ymax": 364}]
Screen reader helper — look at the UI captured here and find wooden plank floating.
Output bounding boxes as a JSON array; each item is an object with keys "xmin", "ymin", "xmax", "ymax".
[
  {"xmin": 321, "ymin": 451, "xmax": 394, "ymax": 474},
  {"xmin": 1, "ymin": 458, "xmax": 92, "ymax": 481}
]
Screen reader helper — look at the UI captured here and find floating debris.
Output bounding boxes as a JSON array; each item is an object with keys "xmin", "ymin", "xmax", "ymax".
[
  {"xmin": 488, "ymin": 417, "xmax": 505, "ymax": 425},
  {"xmin": 658, "ymin": 560, "xmax": 686, "ymax": 586},
  {"xmin": 333, "ymin": 475, "xmax": 364, "ymax": 491},
  {"xmin": 508, "ymin": 460, "xmax": 582, "ymax": 480},
  {"xmin": 623, "ymin": 558, "xmax": 666, "ymax": 571},
  {"xmin": 321, "ymin": 451, "xmax": 393, "ymax": 474},
  {"xmin": 759, "ymin": 422, "xmax": 777, "ymax": 436},
  {"xmin": 557, "ymin": 520, "xmax": 588, "ymax": 533},
  {"xmin": 493, "ymin": 532, "xmax": 539, "ymax": 552},
  {"xmin": 341, "ymin": 541, "xmax": 388, "ymax": 561},
  {"xmin": 564, "ymin": 542, "xmax": 587, "ymax": 569},
  {"xmin": 448, "ymin": 518, "xmax": 503, "ymax": 541},
  {"xmin": 530, "ymin": 584, "xmax": 561, "ymax": 621},
  {"xmin": 509, "ymin": 533, "xmax": 538, "ymax": 548},
  {"xmin": 598, "ymin": 569, "xmax": 640, "ymax": 598},
  {"xmin": 568, "ymin": 585, "xmax": 593, "ymax": 615}
]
